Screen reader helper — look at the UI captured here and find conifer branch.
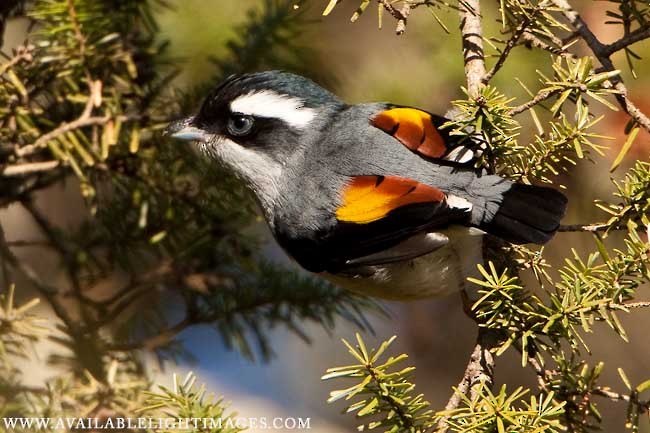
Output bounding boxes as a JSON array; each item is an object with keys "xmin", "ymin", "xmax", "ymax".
[
  {"xmin": 551, "ymin": 0, "xmax": 650, "ymax": 132},
  {"xmin": 483, "ymin": 6, "xmax": 545, "ymax": 84}
]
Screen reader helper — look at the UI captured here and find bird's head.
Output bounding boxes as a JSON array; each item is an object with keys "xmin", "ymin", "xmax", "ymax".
[{"xmin": 166, "ymin": 71, "xmax": 343, "ymax": 192}]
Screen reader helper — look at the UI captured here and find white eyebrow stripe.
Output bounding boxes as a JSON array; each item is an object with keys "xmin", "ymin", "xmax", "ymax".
[{"xmin": 230, "ymin": 90, "xmax": 316, "ymax": 128}]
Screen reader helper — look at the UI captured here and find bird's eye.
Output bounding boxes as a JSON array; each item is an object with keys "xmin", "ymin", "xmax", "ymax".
[{"xmin": 227, "ymin": 114, "xmax": 254, "ymax": 137}]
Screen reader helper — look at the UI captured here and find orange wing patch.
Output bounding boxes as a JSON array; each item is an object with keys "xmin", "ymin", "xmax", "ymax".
[
  {"xmin": 372, "ymin": 108, "xmax": 447, "ymax": 158},
  {"xmin": 336, "ymin": 176, "xmax": 445, "ymax": 224}
]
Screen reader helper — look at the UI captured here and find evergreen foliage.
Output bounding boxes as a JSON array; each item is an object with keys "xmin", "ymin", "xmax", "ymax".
[
  {"xmin": 320, "ymin": 1, "xmax": 650, "ymax": 432},
  {"xmin": 0, "ymin": 0, "xmax": 378, "ymax": 427},
  {"xmin": 0, "ymin": 0, "xmax": 649, "ymax": 432}
]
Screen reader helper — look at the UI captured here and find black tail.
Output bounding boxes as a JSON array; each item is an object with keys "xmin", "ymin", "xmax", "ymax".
[{"xmin": 480, "ymin": 183, "xmax": 568, "ymax": 244}]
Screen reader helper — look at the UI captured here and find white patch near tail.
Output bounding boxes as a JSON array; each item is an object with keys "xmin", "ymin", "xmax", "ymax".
[
  {"xmin": 444, "ymin": 146, "xmax": 475, "ymax": 163},
  {"xmin": 446, "ymin": 194, "xmax": 473, "ymax": 211},
  {"xmin": 230, "ymin": 90, "xmax": 316, "ymax": 128}
]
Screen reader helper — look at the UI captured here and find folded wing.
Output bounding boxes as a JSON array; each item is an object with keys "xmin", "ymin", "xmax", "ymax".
[
  {"xmin": 371, "ymin": 106, "xmax": 484, "ymax": 165},
  {"xmin": 283, "ymin": 175, "xmax": 472, "ymax": 272}
]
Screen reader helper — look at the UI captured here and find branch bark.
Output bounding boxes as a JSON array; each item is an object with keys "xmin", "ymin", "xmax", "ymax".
[
  {"xmin": 434, "ymin": 6, "xmax": 499, "ymax": 431},
  {"xmin": 551, "ymin": 0, "xmax": 650, "ymax": 133},
  {"xmin": 435, "ymin": 328, "xmax": 500, "ymax": 432},
  {"xmin": 1, "ymin": 160, "xmax": 59, "ymax": 177},
  {"xmin": 377, "ymin": 0, "xmax": 412, "ymax": 35},
  {"xmin": 603, "ymin": 23, "xmax": 650, "ymax": 56},
  {"xmin": 459, "ymin": 0, "xmax": 486, "ymax": 97}
]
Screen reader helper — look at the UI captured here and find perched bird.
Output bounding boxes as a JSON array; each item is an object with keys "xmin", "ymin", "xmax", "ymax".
[{"xmin": 167, "ymin": 71, "xmax": 567, "ymax": 300}]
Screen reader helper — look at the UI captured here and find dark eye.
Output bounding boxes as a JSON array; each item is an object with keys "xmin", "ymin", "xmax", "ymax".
[{"xmin": 227, "ymin": 114, "xmax": 254, "ymax": 136}]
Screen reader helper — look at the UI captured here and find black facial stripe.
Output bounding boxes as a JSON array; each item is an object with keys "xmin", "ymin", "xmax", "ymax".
[{"xmin": 227, "ymin": 116, "xmax": 300, "ymax": 148}]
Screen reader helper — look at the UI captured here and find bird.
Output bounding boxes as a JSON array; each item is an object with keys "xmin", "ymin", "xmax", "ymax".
[{"xmin": 166, "ymin": 71, "xmax": 567, "ymax": 300}]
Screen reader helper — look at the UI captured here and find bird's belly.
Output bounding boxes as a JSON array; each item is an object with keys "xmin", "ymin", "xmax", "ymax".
[{"xmin": 323, "ymin": 228, "xmax": 484, "ymax": 300}]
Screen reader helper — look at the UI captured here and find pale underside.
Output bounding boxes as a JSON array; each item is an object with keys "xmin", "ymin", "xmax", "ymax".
[{"xmin": 323, "ymin": 226, "xmax": 484, "ymax": 300}]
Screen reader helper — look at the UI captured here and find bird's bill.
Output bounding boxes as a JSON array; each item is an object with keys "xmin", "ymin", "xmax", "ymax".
[{"xmin": 165, "ymin": 116, "xmax": 211, "ymax": 142}]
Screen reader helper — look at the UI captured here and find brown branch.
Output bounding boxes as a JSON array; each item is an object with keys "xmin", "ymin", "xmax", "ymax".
[
  {"xmin": 593, "ymin": 387, "xmax": 650, "ymax": 412},
  {"xmin": 15, "ymin": 113, "xmax": 134, "ymax": 159},
  {"xmin": 526, "ymin": 360, "xmax": 650, "ymax": 415},
  {"xmin": 521, "ymin": 31, "xmax": 574, "ymax": 58},
  {"xmin": 14, "ymin": 79, "xmax": 106, "ymax": 158},
  {"xmin": 1, "ymin": 160, "xmax": 60, "ymax": 177},
  {"xmin": 557, "ymin": 223, "xmax": 609, "ymax": 233},
  {"xmin": 508, "ymin": 87, "xmax": 561, "ymax": 116},
  {"xmin": 15, "ymin": 116, "xmax": 106, "ymax": 157},
  {"xmin": 603, "ymin": 23, "xmax": 650, "ymax": 56},
  {"xmin": 483, "ymin": 9, "xmax": 543, "ymax": 84},
  {"xmin": 459, "ymin": 0, "xmax": 486, "ymax": 97},
  {"xmin": 109, "ymin": 316, "xmax": 194, "ymax": 352},
  {"xmin": 551, "ymin": 0, "xmax": 650, "ymax": 133},
  {"xmin": 557, "ymin": 222, "xmax": 650, "ymax": 233},
  {"xmin": 395, "ymin": 3, "xmax": 411, "ymax": 35},
  {"xmin": 5, "ymin": 239, "xmax": 52, "ymax": 248},
  {"xmin": 0, "ymin": 45, "xmax": 34, "ymax": 76},
  {"xmin": 527, "ymin": 355, "xmax": 552, "ymax": 391},
  {"xmin": 623, "ymin": 301, "xmax": 650, "ymax": 310},
  {"xmin": 435, "ymin": 328, "xmax": 500, "ymax": 432},
  {"xmin": 377, "ymin": 0, "xmax": 412, "ymax": 35},
  {"xmin": 435, "ymin": 7, "xmax": 498, "ymax": 431}
]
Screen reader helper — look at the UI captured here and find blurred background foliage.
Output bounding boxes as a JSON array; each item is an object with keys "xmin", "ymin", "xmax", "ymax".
[{"xmin": 0, "ymin": 0, "xmax": 649, "ymax": 432}]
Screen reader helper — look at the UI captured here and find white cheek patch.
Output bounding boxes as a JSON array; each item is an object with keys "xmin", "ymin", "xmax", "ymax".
[
  {"xmin": 230, "ymin": 90, "xmax": 316, "ymax": 128},
  {"xmin": 201, "ymin": 136, "xmax": 282, "ymax": 221}
]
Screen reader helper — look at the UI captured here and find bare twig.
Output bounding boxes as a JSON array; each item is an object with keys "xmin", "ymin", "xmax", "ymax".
[
  {"xmin": 508, "ymin": 87, "xmax": 561, "ymax": 115},
  {"xmin": 593, "ymin": 387, "xmax": 650, "ymax": 411},
  {"xmin": 483, "ymin": 10, "xmax": 541, "ymax": 83},
  {"xmin": 527, "ymin": 355, "xmax": 551, "ymax": 391},
  {"xmin": 557, "ymin": 223, "xmax": 608, "ymax": 233},
  {"xmin": 623, "ymin": 301, "xmax": 650, "ymax": 310},
  {"xmin": 15, "ymin": 113, "xmax": 133, "ymax": 158},
  {"xmin": 13, "ymin": 79, "xmax": 109, "ymax": 158},
  {"xmin": 109, "ymin": 316, "xmax": 194, "ymax": 352},
  {"xmin": 521, "ymin": 31, "xmax": 574, "ymax": 58},
  {"xmin": 557, "ymin": 223, "xmax": 649, "ymax": 233},
  {"xmin": 1, "ymin": 160, "xmax": 60, "ymax": 177},
  {"xmin": 603, "ymin": 23, "xmax": 650, "ymax": 56},
  {"xmin": 377, "ymin": 0, "xmax": 412, "ymax": 35},
  {"xmin": 15, "ymin": 117, "xmax": 102, "ymax": 157},
  {"xmin": 551, "ymin": 0, "xmax": 650, "ymax": 133},
  {"xmin": 0, "ymin": 45, "xmax": 34, "ymax": 76},
  {"xmin": 395, "ymin": 3, "xmax": 411, "ymax": 35}
]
